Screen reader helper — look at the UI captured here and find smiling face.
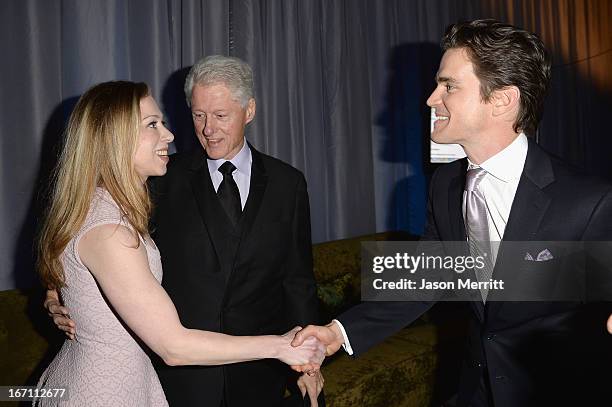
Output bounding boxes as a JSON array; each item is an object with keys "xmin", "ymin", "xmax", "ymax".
[
  {"xmin": 426, "ymin": 48, "xmax": 494, "ymax": 148},
  {"xmin": 190, "ymin": 83, "xmax": 255, "ymax": 160},
  {"xmin": 133, "ymin": 95, "xmax": 174, "ymax": 181}
]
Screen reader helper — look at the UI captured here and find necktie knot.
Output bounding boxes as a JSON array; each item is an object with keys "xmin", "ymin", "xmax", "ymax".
[
  {"xmin": 219, "ymin": 161, "xmax": 237, "ymax": 176},
  {"xmin": 465, "ymin": 167, "xmax": 486, "ymax": 192}
]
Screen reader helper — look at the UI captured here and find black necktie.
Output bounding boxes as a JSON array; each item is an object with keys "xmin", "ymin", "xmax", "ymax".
[{"xmin": 217, "ymin": 161, "xmax": 242, "ymax": 225}]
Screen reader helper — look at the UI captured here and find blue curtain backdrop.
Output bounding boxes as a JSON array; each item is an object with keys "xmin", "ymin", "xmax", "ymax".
[{"xmin": 1, "ymin": 0, "xmax": 611, "ymax": 290}]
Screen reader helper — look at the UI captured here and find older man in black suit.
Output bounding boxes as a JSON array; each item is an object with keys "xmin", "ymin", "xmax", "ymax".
[
  {"xmin": 152, "ymin": 55, "xmax": 322, "ymax": 406},
  {"xmin": 293, "ymin": 20, "xmax": 612, "ymax": 407}
]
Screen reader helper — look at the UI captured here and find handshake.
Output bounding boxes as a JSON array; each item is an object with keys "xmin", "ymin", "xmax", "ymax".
[{"xmin": 281, "ymin": 322, "xmax": 345, "ymax": 373}]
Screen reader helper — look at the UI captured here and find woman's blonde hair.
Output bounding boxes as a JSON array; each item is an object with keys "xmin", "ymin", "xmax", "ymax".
[{"xmin": 38, "ymin": 81, "xmax": 151, "ymax": 289}]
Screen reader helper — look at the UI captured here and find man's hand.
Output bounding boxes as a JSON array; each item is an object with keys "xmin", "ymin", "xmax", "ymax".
[
  {"xmin": 297, "ymin": 371, "xmax": 324, "ymax": 407},
  {"xmin": 290, "ymin": 321, "xmax": 344, "ymax": 372},
  {"xmin": 277, "ymin": 327, "xmax": 326, "ymax": 367},
  {"xmin": 44, "ymin": 289, "xmax": 76, "ymax": 340},
  {"xmin": 607, "ymin": 314, "xmax": 612, "ymax": 334}
]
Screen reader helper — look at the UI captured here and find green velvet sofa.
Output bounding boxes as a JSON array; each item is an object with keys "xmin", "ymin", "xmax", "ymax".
[{"xmin": 0, "ymin": 232, "xmax": 466, "ymax": 407}]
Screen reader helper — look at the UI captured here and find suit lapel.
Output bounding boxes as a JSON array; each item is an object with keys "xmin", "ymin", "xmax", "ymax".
[
  {"xmin": 238, "ymin": 144, "xmax": 268, "ymax": 242},
  {"xmin": 487, "ymin": 140, "xmax": 554, "ymax": 319},
  {"xmin": 222, "ymin": 144, "xmax": 268, "ymax": 290},
  {"xmin": 448, "ymin": 166, "xmax": 467, "ymax": 241},
  {"xmin": 188, "ymin": 149, "xmax": 230, "ymax": 268},
  {"xmin": 187, "ymin": 144, "xmax": 269, "ymax": 282},
  {"xmin": 499, "ymin": 141, "xmax": 554, "ymax": 242}
]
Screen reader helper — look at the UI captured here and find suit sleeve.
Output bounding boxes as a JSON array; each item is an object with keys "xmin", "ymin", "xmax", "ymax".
[
  {"xmin": 282, "ymin": 173, "xmax": 319, "ymax": 327},
  {"xmin": 582, "ymin": 187, "xmax": 612, "ymax": 301},
  {"xmin": 336, "ymin": 169, "xmax": 443, "ymax": 356},
  {"xmin": 336, "ymin": 301, "xmax": 434, "ymax": 356}
]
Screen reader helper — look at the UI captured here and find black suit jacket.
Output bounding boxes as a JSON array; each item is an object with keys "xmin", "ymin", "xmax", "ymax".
[
  {"xmin": 338, "ymin": 140, "xmax": 612, "ymax": 407},
  {"xmin": 150, "ymin": 144, "xmax": 319, "ymax": 407}
]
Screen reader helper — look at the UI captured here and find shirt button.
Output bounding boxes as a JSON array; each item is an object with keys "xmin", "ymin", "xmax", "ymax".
[{"xmin": 486, "ymin": 333, "xmax": 496, "ymax": 340}]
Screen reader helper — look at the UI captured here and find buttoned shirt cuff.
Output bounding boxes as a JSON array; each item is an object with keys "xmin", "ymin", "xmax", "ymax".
[{"xmin": 332, "ymin": 319, "xmax": 354, "ymax": 356}]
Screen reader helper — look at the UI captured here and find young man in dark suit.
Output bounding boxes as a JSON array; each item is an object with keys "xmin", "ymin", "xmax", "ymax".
[{"xmin": 293, "ymin": 20, "xmax": 612, "ymax": 406}]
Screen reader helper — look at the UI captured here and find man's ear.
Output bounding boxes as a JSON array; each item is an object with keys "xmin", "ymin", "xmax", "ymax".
[
  {"xmin": 245, "ymin": 98, "xmax": 256, "ymax": 124},
  {"xmin": 491, "ymin": 86, "xmax": 520, "ymax": 118}
]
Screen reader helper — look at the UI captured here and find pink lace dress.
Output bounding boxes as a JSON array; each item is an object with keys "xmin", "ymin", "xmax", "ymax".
[{"xmin": 35, "ymin": 189, "xmax": 168, "ymax": 406}]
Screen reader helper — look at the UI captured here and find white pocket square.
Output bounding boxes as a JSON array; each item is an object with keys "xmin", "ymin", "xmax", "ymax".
[{"xmin": 524, "ymin": 249, "xmax": 554, "ymax": 262}]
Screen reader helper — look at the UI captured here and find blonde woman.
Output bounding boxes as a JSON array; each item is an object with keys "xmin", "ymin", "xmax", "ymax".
[{"xmin": 35, "ymin": 81, "xmax": 323, "ymax": 406}]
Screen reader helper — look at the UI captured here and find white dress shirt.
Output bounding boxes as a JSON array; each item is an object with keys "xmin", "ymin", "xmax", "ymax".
[
  {"xmin": 207, "ymin": 140, "xmax": 252, "ymax": 209},
  {"xmin": 464, "ymin": 133, "xmax": 527, "ymax": 264},
  {"xmin": 336, "ymin": 133, "xmax": 529, "ymax": 355}
]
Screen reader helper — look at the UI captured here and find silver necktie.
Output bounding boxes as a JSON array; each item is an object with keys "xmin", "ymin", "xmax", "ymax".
[{"xmin": 465, "ymin": 168, "xmax": 493, "ymax": 301}]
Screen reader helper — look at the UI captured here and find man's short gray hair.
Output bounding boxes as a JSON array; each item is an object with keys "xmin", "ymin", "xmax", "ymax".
[{"xmin": 184, "ymin": 55, "xmax": 254, "ymax": 108}]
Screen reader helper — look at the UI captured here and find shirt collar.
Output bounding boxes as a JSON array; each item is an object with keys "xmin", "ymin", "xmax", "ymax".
[
  {"xmin": 207, "ymin": 139, "xmax": 252, "ymax": 175},
  {"xmin": 467, "ymin": 133, "xmax": 527, "ymax": 183}
]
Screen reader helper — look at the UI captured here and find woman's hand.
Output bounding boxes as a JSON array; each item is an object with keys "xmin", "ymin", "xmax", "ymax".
[
  {"xmin": 276, "ymin": 326, "xmax": 325, "ymax": 367},
  {"xmin": 44, "ymin": 289, "xmax": 76, "ymax": 340}
]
